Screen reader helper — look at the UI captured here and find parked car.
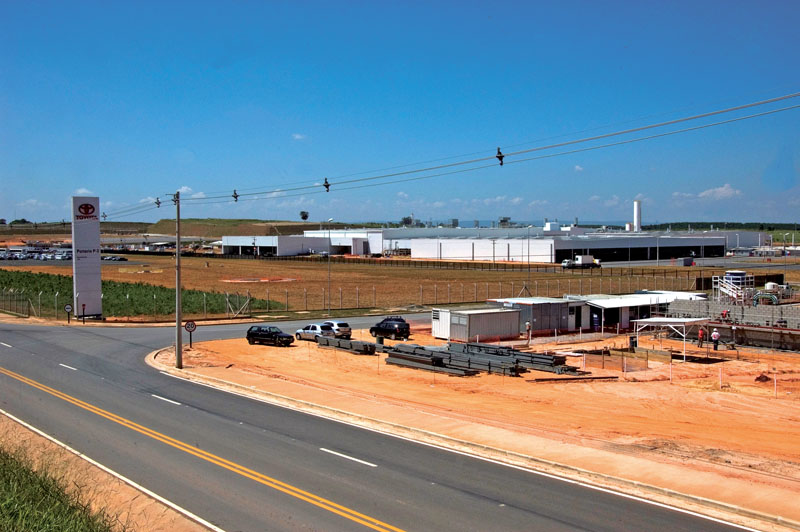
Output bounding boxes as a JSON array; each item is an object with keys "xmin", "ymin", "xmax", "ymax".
[
  {"xmin": 246, "ymin": 325, "xmax": 294, "ymax": 347},
  {"xmin": 322, "ymin": 320, "xmax": 351, "ymax": 339},
  {"xmin": 295, "ymin": 324, "xmax": 336, "ymax": 341},
  {"xmin": 369, "ymin": 316, "xmax": 410, "ymax": 340}
]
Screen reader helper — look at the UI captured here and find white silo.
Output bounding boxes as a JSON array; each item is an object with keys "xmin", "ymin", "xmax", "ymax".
[{"xmin": 633, "ymin": 200, "xmax": 642, "ymax": 232}]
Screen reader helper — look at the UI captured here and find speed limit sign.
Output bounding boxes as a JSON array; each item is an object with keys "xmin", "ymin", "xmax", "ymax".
[{"xmin": 184, "ymin": 321, "xmax": 197, "ymax": 333}]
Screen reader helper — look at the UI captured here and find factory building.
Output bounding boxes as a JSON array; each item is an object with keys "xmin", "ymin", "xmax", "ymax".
[
  {"xmin": 222, "ymin": 228, "xmax": 764, "ymax": 263},
  {"xmin": 222, "ymin": 205, "xmax": 766, "ymax": 263}
]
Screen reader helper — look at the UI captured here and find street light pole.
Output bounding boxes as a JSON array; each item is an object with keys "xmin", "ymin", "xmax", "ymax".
[
  {"xmin": 174, "ymin": 191, "xmax": 182, "ymax": 369},
  {"xmin": 327, "ymin": 218, "xmax": 333, "ymax": 315},
  {"xmin": 784, "ymin": 232, "xmax": 790, "ymax": 282}
]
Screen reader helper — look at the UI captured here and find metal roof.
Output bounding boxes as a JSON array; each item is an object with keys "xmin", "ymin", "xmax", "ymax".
[
  {"xmin": 632, "ymin": 317, "xmax": 709, "ymax": 326},
  {"xmin": 587, "ymin": 294, "xmax": 678, "ymax": 309}
]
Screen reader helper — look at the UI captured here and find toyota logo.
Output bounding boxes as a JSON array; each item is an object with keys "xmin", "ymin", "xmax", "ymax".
[{"xmin": 78, "ymin": 203, "xmax": 95, "ymax": 215}]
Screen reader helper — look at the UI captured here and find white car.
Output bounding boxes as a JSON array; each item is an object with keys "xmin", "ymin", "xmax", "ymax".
[
  {"xmin": 295, "ymin": 324, "xmax": 336, "ymax": 341},
  {"xmin": 322, "ymin": 321, "xmax": 351, "ymax": 339}
]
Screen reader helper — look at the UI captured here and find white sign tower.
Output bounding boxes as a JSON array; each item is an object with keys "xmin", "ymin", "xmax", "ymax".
[{"xmin": 71, "ymin": 196, "xmax": 103, "ymax": 318}]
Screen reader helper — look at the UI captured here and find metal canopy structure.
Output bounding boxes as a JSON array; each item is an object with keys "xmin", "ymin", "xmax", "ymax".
[{"xmin": 632, "ymin": 317, "xmax": 710, "ymax": 361}]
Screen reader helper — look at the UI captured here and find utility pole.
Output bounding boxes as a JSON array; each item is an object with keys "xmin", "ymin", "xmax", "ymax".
[
  {"xmin": 327, "ymin": 218, "xmax": 333, "ymax": 315},
  {"xmin": 174, "ymin": 191, "xmax": 182, "ymax": 369}
]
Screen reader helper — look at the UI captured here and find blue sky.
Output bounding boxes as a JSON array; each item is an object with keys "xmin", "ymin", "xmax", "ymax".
[{"xmin": 1, "ymin": 1, "xmax": 799, "ymax": 226}]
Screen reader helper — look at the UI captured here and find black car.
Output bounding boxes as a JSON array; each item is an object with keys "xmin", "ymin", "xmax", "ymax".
[
  {"xmin": 246, "ymin": 325, "xmax": 294, "ymax": 347},
  {"xmin": 369, "ymin": 316, "xmax": 410, "ymax": 340}
]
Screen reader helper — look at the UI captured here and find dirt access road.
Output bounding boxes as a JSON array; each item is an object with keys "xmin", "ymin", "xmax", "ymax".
[{"xmin": 150, "ymin": 326, "xmax": 800, "ymax": 531}]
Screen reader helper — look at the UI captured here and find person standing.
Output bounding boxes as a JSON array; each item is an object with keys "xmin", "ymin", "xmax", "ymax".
[
  {"xmin": 697, "ymin": 327, "xmax": 705, "ymax": 348},
  {"xmin": 711, "ymin": 328, "xmax": 721, "ymax": 351}
]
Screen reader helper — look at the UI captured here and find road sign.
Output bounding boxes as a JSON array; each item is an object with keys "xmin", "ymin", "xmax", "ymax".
[
  {"xmin": 64, "ymin": 304, "xmax": 73, "ymax": 313},
  {"xmin": 184, "ymin": 321, "xmax": 197, "ymax": 333}
]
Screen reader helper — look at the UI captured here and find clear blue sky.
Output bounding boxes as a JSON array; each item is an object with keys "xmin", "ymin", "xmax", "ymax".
[{"xmin": 2, "ymin": 1, "xmax": 799, "ymax": 226}]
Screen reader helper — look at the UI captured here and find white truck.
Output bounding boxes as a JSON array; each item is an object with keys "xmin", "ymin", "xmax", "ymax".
[{"xmin": 561, "ymin": 255, "xmax": 601, "ymax": 269}]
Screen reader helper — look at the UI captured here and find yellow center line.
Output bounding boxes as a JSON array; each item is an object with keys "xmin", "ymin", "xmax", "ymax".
[{"xmin": 0, "ymin": 366, "xmax": 405, "ymax": 532}]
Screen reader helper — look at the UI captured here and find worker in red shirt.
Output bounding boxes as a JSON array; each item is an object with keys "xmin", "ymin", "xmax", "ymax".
[{"xmin": 697, "ymin": 327, "xmax": 705, "ymax": 348}]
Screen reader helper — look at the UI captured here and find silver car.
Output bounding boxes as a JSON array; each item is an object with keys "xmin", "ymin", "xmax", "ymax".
[
  {"xmin": 295, "ymin": 324, "xmax": 336, "ymax": 341},
  {"xmin": 322, "ymin": 321, "xmax": 351, "ymax": 339}
]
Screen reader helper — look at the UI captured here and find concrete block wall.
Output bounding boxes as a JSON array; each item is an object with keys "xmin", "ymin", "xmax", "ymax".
[{"xmin": 668, "ymin": 299, "xmax": 800, "ymax": 329}]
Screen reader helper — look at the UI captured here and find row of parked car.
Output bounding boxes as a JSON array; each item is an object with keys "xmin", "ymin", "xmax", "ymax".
[
  {"xmin": 246, "ymin": 316, "xmax": 411, "ymax": 347},
  {"xmin": 0, "ymin": 251, "xmax": 72, "ymax": 261}
]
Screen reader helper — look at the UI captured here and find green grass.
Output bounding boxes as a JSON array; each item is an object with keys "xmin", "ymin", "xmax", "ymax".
[
  {"xmin": 0, "ymin": 446, "xmax": 119, "ymax": 532},
  {"xmin": 0, "ymin": 269, "xmax": 283, "ymax": 318}
]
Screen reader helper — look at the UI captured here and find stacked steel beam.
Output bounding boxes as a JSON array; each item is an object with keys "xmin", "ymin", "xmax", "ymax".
[{"xmin": 382, "ymin": 342, "xmax": 578, "ymax": 377}]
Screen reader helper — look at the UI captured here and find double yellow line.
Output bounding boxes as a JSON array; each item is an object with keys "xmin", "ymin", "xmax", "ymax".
[{"xmin": 0, "ymin": 366, "xmax": 405, "ymax": 532}]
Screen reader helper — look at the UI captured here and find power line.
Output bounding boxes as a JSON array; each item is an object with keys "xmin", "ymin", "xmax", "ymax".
[
  {"xmin": 177, "ymin": 90, "xmax": 800, "ymax": 203},
  {"xmin": 92, "ymin": 91, "xmax": 800, "ymax": 220},
  {"xmin": 172, "ymin": 101, "xmax": 800, "ymax": 208}
]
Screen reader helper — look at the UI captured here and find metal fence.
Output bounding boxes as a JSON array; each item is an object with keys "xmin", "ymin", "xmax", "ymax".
[
  {"xmin": 0, "ymin": 290, "xmax": 30, "ymax": 317},
  {"xmin": 581, "ymin": 351, "xmax": 650, "ymax": 372}
]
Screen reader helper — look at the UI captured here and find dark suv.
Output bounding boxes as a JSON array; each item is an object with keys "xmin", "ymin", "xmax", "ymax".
[
  {"xmin": 369, "ymin": 316, "xmax": 410, "ymax": 340},
  {"xmin": 246, "ymin": 325, "xmax": 294, "ymax": 347}
]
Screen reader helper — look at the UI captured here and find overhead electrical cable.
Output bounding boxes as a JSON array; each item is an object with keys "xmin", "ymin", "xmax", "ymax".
[
  {"xmin": 74, "ymin": 91, "xmax": 800, "ymax": 222},
  {"xmin": 170, "ymin": 101, "xmax": 800, "ymax": 207},
  {"xmin": 176, "ymin": 90, "xmax": 800, "ymax": 203}
]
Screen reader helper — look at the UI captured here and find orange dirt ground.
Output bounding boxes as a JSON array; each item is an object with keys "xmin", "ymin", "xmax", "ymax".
[{"xmin": 150, "ymin": 325, "xmax": 800, "ymax": 531}]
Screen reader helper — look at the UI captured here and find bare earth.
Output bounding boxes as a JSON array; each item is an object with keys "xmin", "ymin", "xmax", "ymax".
[{"xmin": 148, "ymin": 326, "xmax": 800, "ymax": 532}]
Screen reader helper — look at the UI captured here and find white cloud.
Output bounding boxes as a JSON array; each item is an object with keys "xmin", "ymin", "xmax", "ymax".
[
  {"xmin": 432, "ymin": 201, "xmax": 445, "ymax": 208},
  {"xmin": 17, "ymin": 199, "xmax": 46, "ymax": 208},
  {"xmin": 292, "ymin": 133, "xmax": 306, "ymax": 140},
  {"xmin": 487, "ymin": 196, "xmax": 505, "ymax": 204},
  {"xmin": 510, "ymin": 197, "xmax": 523, "ymax": 205},
  {"xmin": 397, "ymin": 191, "xmax": 409, "ymax": 199},
  {"xmin": 178, "ymin": 185, "xmax": 193, "ymax": 194},
  {"xmin": 190, "ymin": 191, "xmax": 206, "ymax": 199},
  {"xmin": 672, "ymin": 191, "xmax": 694, "ymax": 199},
  {"xmin": 588, "ymin": 195, "xmax": 600, "ymax": 201},
  {"xmin": 139, "ymin": 196, "xmax": 157, "ymax": 204},
  {"xmin": 697, "ymin": 183, "xmax": 741, "ymax": 200},
  {"xmin": 74, "ymin": 187, "xmax": 92, "ymax": 195},
  {"xmin": 574, "ymin": 165, "xmax": 584, "ymax": 172},
  {"xmin": 528, "ymin": 199, "xmax": 548, "ymax": 207},
  {"xmin": 603, "ymin": 195, "xmax": 620, "ymax": 207}
]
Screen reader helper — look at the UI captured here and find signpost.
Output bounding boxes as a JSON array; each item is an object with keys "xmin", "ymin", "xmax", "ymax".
[
  {"xmin": 184, "ymin": 320, "xmax": 197, "ymax": 348},
  {"xmin": 64, "ymin": 304, "xmax": 73, "ymax": 324}
]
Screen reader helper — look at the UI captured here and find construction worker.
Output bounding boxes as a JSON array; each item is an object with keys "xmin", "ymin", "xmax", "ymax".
[
  {"xmin": 711, "ymin": 328, "xmax": 721, "ymax": 351},
  {"xmin": 697, "ymin": 327, "xmax": 705, "ymax": 348}
]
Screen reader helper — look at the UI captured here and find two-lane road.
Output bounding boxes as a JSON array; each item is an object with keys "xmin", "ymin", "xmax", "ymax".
[{"xmin": 0, "ymin": 318, "xmax": 747, "ymax": 531}]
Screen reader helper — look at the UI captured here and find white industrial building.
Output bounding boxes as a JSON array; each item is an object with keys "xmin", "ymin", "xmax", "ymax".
[{"xmin": 222, "ymin": 227, "xmax": 766, "ymax": 264}]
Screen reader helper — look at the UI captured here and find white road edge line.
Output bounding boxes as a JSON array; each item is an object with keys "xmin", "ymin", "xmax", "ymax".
[
  {"xmin": 151, "ymin": 394, "xmax": 182, "ymax": 406},
  {"xmin": 0, "ymin": 342, "xmax": 12, "ymax": 348},
  {"xmin": 0, "ymin": 408, "xmax": 226, "ymax": 532},
  {"xmin": 59, "ymin": 363, "xmax": 77, "ymax": 371},
  {"xmin": 320, "ymin": 447, "xmax": 377, "ymax": 467},
  {"xmin": 160, "ymin": 370, "xmax": 760, "ymax": 531}
]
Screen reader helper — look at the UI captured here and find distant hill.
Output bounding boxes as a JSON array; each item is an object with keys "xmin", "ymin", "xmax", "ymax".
[
  {"xmin": 0, "ymin": 221, "xmax": 150, "ymax": 236},
  {"xmin": 145, "ymin": 219, "xmax": 350, "ymax": 238}
]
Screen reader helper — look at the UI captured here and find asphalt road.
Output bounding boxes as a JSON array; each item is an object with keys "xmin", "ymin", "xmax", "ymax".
[{"xmin": 0, "ymin": 316, "xmax": 747, "ymax": 531}]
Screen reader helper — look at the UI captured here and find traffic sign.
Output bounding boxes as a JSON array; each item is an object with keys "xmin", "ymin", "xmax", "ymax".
[
  {"xmin": 184, "ymin": 321, "xmax": 197, "ymax": 333},
  {"xmin": 64, "ymin": 304, "xmax": 73, "ymax": 313}
]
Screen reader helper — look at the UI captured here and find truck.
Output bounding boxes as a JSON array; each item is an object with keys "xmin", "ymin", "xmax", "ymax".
[{"xmin": 561, "ymin": 255, "xmax": 601, "ymax": 270}]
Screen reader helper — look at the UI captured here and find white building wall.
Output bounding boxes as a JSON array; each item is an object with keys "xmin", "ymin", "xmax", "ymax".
[
  {"xmin": 277, "ymin": 236, "xmax": 328, "ymax": 256},
  {"xmin": 410, "ymin": 238, "xmax": 555, "ymax": 262}
]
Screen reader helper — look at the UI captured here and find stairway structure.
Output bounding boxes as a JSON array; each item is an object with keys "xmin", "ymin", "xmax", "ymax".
[{"xmin": 712, "ymin": 273, "xmax": 754, "ymax": 305}]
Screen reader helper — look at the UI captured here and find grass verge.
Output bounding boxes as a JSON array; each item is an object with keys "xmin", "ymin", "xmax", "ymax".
[{"xmin": 0, "ymin": 445, "xmax": 121, "ymax": 532}]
